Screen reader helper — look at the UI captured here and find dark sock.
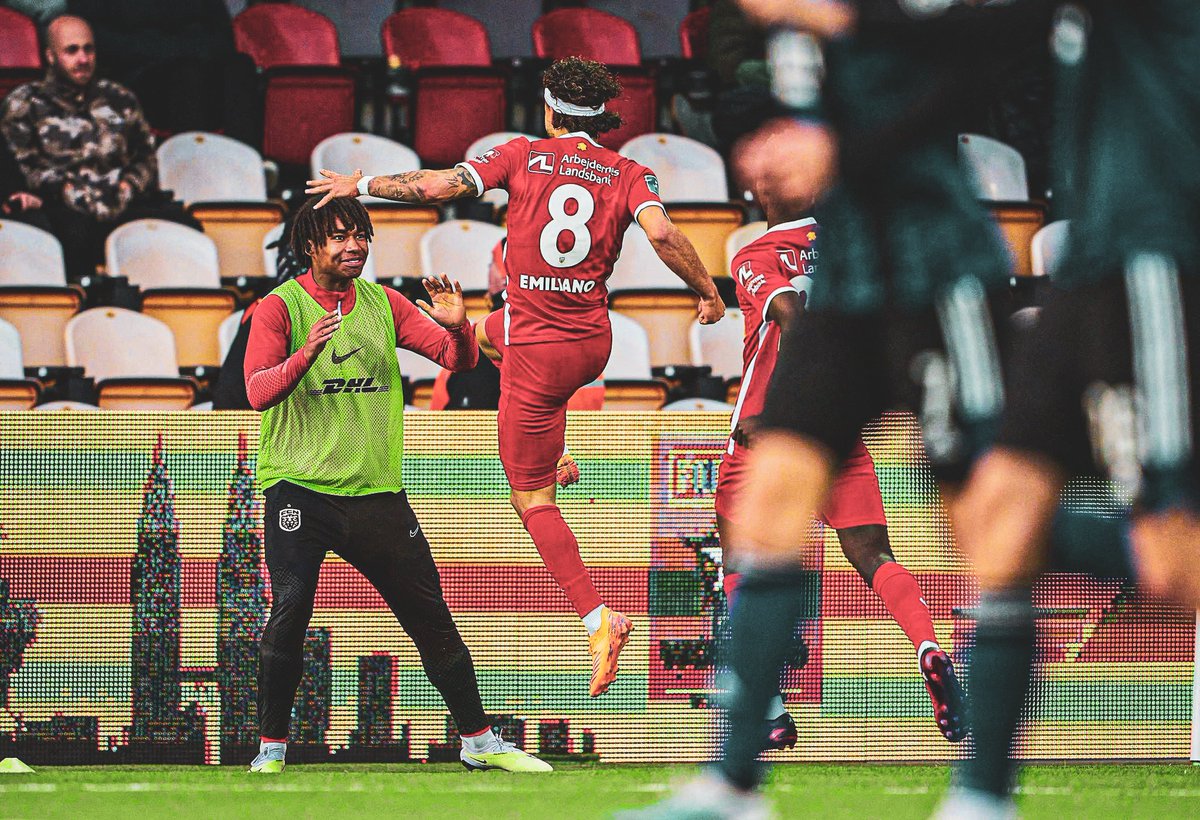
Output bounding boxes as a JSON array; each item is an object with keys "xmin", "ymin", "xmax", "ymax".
[
  {"xmin": 1049, "ymin": 509, "xmax": 1133, "ymax": 579},
  {"xmin": 718, "ymin": 566, "xmax": 808, "ymax": 791},
  {"xmin": 958, "ymin": 587, "xmax": 1035, "ymax": 798},
  {"xmin": 423, "ymin": 642, "xmax": 489, "ymax": 736}
]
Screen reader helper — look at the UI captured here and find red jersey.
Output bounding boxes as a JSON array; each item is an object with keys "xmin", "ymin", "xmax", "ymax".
[
  {"xmin": 726, "ymin": 218, "xmax": 819, "ymax": 458},
  {"xmin": 459, "ymin": 132, "xmax": 663, "ymax": 344}
]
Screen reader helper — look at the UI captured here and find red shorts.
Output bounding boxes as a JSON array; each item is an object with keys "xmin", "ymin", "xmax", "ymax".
[
  {"xmin": 715, "ymin": 436, "xmax": 887, "ymax": 530},
  {"xmin": 483, "ymin": 310, "xmax": 612, "ymax": 491}
]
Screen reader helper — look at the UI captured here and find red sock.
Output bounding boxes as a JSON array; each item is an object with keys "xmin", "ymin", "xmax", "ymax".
[
  {"xmin": 871, "ymin": 561, "xmax": 937, "ymax": 653},
  {"xmin": 723, "ymin": 571, "xmax": 742, "ymax": 610},
  {"xmin": 260, "ymin": 736, "xmax": 287, "ymax": 744},
  {"xmin": 521, "ymin": 504, "xmax": 603, "ymax": 617}
]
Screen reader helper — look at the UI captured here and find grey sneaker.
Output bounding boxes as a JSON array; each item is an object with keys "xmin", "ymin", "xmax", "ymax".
[{"xmin": 249, "ymin": 741, "xmax": 286, "ymax": 773}]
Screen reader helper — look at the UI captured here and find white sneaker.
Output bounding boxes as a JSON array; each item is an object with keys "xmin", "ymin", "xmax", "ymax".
[
  {"xmin": 615, "ymin": 771, "xmax": 772, "ymax": 819},
  {"xmin": 249, "ymin": 741, "xmax": 286, "ymax": 773}
]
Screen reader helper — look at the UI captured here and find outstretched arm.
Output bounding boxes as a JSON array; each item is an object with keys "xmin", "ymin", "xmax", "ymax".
[
  {"xmin": 305, "ymin": 166, "xmax": 478, "ymax": 209},
  {"xmin": 637, "ymin": 206, "xmax": 726, "ymax": 324}
]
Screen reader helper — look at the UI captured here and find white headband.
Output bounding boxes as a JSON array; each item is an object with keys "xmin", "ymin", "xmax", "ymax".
[{"xmin": 544, "ymin": 88, "xmax": 605, "ymax": 117}]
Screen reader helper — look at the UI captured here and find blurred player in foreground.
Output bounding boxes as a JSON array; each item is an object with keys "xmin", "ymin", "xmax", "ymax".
[
  {"xmin": 624, "ymin": 0, "xmax": 1046, "ymax": 815},
  {"xmin": 307, "ymin": 57, "xmax": 726, "ymax": 697},
  {"xmin": 245, "ymin": 196, "xmax": 550, "ymax": 774},
  {"xmin": 942, "ymin": 4, "xmax": 1200, "ymax": 817},
  {"xmin": 716, "ymin": 174, "xmax": 964, "ymax": 754}
]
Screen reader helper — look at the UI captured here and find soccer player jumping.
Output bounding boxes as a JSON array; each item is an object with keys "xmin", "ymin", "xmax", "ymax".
[{"xmin": 307, "ymin": 58, "xmax": 725, "ymax": 697}]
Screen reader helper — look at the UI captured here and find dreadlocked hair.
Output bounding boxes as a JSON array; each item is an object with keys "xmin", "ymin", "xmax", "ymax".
[
  {"xmin": 289, "ymin": 195, "xmax": 374, "ymax": 262},
  {"xmin": 542, "ymin": 56, "xmax": 624, "ymax": 137}
]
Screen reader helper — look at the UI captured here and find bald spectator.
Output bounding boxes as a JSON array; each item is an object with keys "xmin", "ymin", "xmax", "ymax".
[{"xmin": 0, "ymin": 15, "xmax": 198, "ymax": 279}]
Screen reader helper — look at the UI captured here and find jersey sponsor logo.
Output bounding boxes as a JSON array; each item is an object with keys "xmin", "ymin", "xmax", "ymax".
[
  {"xmin": 736, "ymin": 261, "xmax": 767, "ymax": 296},
  {"xmin": 308, "ymin": 376, "xmax": 391, "ymax": 395},
  {"xmin": 778, "ymin": 246, "xmax": 818, "ymax": 276},
  {"xmin": 279, "ymin": 506, "xmax": 301, "ymax": 532},
  {"xmin": 644, "ymin": 174, "xmax": 659, "ymax": 196},
  {"xmin": 518, "ymin": 273, "xmax": 597, "ymax": 293},
  {"xmin": 330, "ymin": 345, "xmax": 363, "ymax": 365},
  {"xmin": 473, "ymin": 147, "xmax": 501, "ymax": 164},
  {"xmin": 528, "ymin": 151, "xmax": 556, "ymax": 175},
  {"xmin": 559, "ymin": 154, "xmax": 618, "ymax": 186}
]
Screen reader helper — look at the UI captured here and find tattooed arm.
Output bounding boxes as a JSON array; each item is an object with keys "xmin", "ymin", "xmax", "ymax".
[{"xmin": 305, "ymin": 166, "xmax": 478, "ymax": 209}]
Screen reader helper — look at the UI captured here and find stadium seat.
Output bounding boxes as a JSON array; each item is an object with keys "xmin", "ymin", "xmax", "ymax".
[
  {"xmin": 689, "ymin": 309, "xmax": 744, "ymax": 381},
  {"xmin": 232, "ymin": 4, "xmax": 339, "ymax": 69},
  {"xmin": 725, "ymin": 377, "xmax": 741, "ymax": 405},
  {"xmin": 958, "ymin": 133, "xmax": 1046, "ymax": 277},
  {"xmin": 408, "ymin": 378, "xmax": 437, "ymax": 409},
  {"xmin": 1032, "ymin": 219, "xmax": 1070, "ymax": 279},
  {"xmin": 0, "ymin": 6, "xmax": 39, "ymax": 98},
  {"xmin": 419, "ymin": 220, "xmax": 504, "ymax": 320},
  {"xmin": 724, "ymin": 221, "xmax": 769, "ymax": 272},
  {"xmin": 620, "ymin": 134, "xmax": 744, "ymax": 277},
  {"xmin": 664, "ymin": 397, "xmax": 733, "ymax": 412},
  {"xmin": 105, "ymin": 220, "xmax": 236, "ymax": 368},
  {"xmin": 65, "ymin": 308, "xmax": 197, "ymax": 410},
  {"xmin": 397, "ymin": 347, "xmax": 443, "ymax": 383},
  {"xmin": 464, "ymin": 132, "xmax": 539, "ymax": 210},
  {"xmin": 382, "ymin": 9, "xmax": 507, "ymax": 168},
  {"xmin": 362, "ymin": 205, "xmax": 440, "ymax": 283},
  {"xmin": 157, "ymin": 132, "xmax": 285, "ymax": 283},
  {"xmin": 262, "ymin": 222, "xmax": 377, "ymax": 283},
  {"xmin": 532, "ymin": 9, "xmax": 656, "ymax": 150},
  {"xmin": 218, "ymin": 310, "xmax": 244, "ymax": 362},
  {"xmin": 601, "ymin": 310, "xmax": 665, "ymax": 408},
  {"xmin": 33, "ymin": 400, "xmax": 101, "ymax": 411},
  {"xmin": 609, "ymin": 224, "xmax": 697, "ymax": 367},
  {"xmin": 0, "ymin": 317, "xmax": 38, "ymax": 409},
  {"xmin": 0, "ymin": 220, "xmax": 82, "ymax": 367},
  {"xmin": 311, "ymin": 133, "xmax": 421, "ymax": 205},
  {"xmin": 620, "ymin": 134, "xmax": 728, "ymax": 202},
  {"xmin": 679, "ymin": 6, "xmax": 712, "ymax": 61}
]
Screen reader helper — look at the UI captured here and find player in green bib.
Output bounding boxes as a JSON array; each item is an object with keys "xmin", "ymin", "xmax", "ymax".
[{"xmin": 243, "ymin": 195, "xmax": 550, "ymax": 774}]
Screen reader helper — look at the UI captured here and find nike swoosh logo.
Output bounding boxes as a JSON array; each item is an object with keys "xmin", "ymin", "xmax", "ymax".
[
  {"xmin": 331, "ymin": 346, "xmax": 363, "ymax": 365},
  {"xmin": 409, "ymin": 527, "xmax": 420, "ymax": 537}
]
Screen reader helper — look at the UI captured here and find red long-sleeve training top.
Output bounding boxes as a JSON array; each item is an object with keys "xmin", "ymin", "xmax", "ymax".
[{"xmin": 244, "ymin": 272, "xmax": 478, "ymax": 411}]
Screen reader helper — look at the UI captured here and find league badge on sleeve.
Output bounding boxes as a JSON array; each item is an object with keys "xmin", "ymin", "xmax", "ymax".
[
  {"xmin": 279, "ymin": 506, "xmax": 301, "ymax": 532},
  {"xmin": 645, "ymin": 174, "xmax": 660, "ymax": 196}
]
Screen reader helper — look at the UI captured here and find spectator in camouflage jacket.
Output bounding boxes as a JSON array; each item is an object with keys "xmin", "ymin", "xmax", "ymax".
[{"xmin": 0, "ymin": 14, "xmax": 198, "ymax": 279}]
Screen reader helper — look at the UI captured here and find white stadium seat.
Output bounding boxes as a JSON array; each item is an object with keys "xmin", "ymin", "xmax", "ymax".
[
  {"xmin": 604, "ymin": 310, "xmax": 652, "ymax": 380},
  {"xmin": 0, "ymin": 219, "xmax": 80, "ymax": 367},
  {"xmin": 724, "ymin": 221, "xmax": 768, "ymax": 273},
  {"xmin": 1032, "ymin": 220, "xmax": 1070, "ymax": 279},
  {"xmin": 689, "ymin": 308, "xmax": 744, "ymax": 380},
  {"xmin": 0, "ymin": 219, "xmax": 67, "ymax": 285},
  {"xmin": 66, "ymin": 307, "xmax": 181, "ymax": 383},
  {"xmin": 663, "ymin": 398, "xmax": 735, "ymax": 411},
  {"xmin": 419, "ymin": 219, "xmax": 504, "ymax": 292},
  {"xmin": 610, "ymin": 222, "xmax": 687, "ymax": 291},
  {"xmin": 397, "ymin": 346, "xmax": 443, "ymax": 382},
  {"xmin": 106, "ymin": 219, "xmax": 222, "ymax": 289},
  {"xmin": 958, "ymin": 133, "xmax": 1029, "ymax": 202},
  {"xmin": 219, "ymin": 310, "xmax": 244, "ymax": 361},
  {"xmin": 0, "ymin": 316, "xmax": 24, "ymax": 378},
  {"xmin": 157, "ymin": 131, "xmax": 268, "ymax": 203},
  {"xmin": 311, "ymin": 133, "xmax": 421, "ymax": 206},
  {"xmin": 619, "ymin": 133, "xmax": 729, "ymax": 202}
]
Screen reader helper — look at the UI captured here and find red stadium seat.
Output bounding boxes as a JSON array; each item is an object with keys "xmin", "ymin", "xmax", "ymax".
[
  {"xmin": 382, "ymin": 9, "xmax": 492, "ymax": 70},
  {"xmin": 232, "ymin": 5, "xmax": 339, "ymax": 69},
  {"xmin": 382, "ymin": 9, "xmax": 507, "ymax": 169},
  {"xmin": 0, "ymin": 7, "xmax": 39, "ymax": 68},
  {"xmin": 679, "ymin": 7, "xmax": 711, "ymax": 61},
  {"xmin": 533, "ymin": 8, "xmax": 641, "ymax": 66},
  {"xmin": 260, "ymin": 68, "xmax": 357, "ymax": 167}
]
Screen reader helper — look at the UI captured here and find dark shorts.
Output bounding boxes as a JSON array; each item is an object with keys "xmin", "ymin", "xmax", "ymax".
[
  {"xmin": 482, "ymin": 309, "xmax": 612, "ymax": 491},
  {"xmin": 760, "ymin": 277, "xmax": 1008, "ymax": 483},
  {"xmin": 997, "ymin": 263, "xmax": 1200, "ymax": 507}
]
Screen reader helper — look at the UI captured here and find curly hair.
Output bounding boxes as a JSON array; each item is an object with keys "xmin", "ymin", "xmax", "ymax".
[
  {"xmin": 289, "ymin": 195, "xmax": 374, "ymax": 263},
  {"xmin": 542, "ymin": 57, "xmax": 624, "ymax": 137}
]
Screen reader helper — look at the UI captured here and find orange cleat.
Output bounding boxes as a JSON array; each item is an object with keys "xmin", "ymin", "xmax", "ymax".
[
  {"xmin": 556, "ymin": 451, "xmax": 581, "ymax": 487},
  {"xmin": 588, "ymin": 606, "xmax": 633, "ymax": 697}
]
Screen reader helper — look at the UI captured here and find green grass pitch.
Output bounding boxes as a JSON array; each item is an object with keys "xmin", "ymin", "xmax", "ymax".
[{"xmin": 1, "ymin": 763, "xmax": 1197, "ymax": 818}]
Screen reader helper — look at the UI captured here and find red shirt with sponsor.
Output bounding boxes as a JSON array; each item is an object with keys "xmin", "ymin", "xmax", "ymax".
[
  {"xmin": 726, "ymin": 218, "xmax": 819, "ymax": 459},
  {"xmin": 459, "ymin": 132, "xmax": 663, "ymax": 344}
]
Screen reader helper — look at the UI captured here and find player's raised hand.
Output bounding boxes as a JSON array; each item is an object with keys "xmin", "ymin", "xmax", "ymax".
[
  {"xmin": 305, "ymin": 168, "xmax": 364, "ymax": 210},
  {"xmin": 300, "ymin": 309, "xmax": 341, "ymax": 364},
  {"xmin": 698, "ymin": 292, "xmax": 726, "ymax": 324},
  {"xmin": 416, "ymin": 274, "xmax": 467, "ymax": 329}
]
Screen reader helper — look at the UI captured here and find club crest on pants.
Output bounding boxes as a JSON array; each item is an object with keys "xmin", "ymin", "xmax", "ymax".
[{"xmin": 279, "ymin": 506, "xmax": 301, "ymax": 532}]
